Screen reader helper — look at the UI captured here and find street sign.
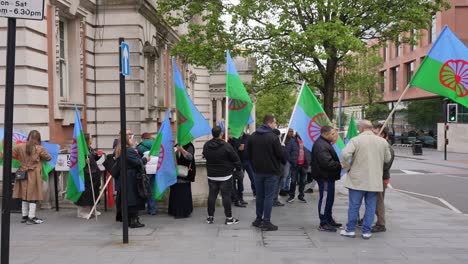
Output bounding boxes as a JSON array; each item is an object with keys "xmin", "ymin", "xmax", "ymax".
[
  {"xmin": 0, "ymin": 0, "xmax": 45, "ymax": 21},
  {"xmin": 121, "ymin": 42, "xmax": 130, "ymax": 77}
]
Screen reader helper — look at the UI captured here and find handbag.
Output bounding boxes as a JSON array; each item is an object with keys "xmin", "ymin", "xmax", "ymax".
[
  {"xmin": 109, "ymin": 157, "xmax": 121, "ymax": 178},
  {"xmin": 15, "ymin": 170, "xmax": 28, "ymax": 181},
  {"xmin": 177, "ymin": 165, "xmax": 189, "ymax": 178},
  {"xmin": 136, "ymin": 169, "xmax": 152, "ymax": 199}
]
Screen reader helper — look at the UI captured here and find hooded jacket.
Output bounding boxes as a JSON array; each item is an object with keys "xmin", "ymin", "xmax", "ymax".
[
  {"xmin": 247, "ymin": 125, "xmax": 286, "ymax": 175},
  {"xmin": 203, "ymin": 138, "xmax": 241, "ymax": 178}
]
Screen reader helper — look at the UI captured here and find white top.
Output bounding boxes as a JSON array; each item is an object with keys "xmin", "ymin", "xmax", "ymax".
[{"xmin": 208, "ymin": 175, "xmax": 233, "ymax": 181}]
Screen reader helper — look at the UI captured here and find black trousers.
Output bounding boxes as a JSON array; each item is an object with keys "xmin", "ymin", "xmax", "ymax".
[{"xmin": 207, "ymin": 178, "xmax": 233, "ymax": 218}]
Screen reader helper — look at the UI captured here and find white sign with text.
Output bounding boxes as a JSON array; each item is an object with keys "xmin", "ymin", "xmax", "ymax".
[{"xmin": 0, "ymin": 0, "xmax": 45, "ymax": 20}]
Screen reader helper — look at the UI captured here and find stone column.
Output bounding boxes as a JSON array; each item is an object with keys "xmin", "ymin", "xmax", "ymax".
[{"xmin": 216, "ymin": 98, "xmax": 222, "ymax": 124}]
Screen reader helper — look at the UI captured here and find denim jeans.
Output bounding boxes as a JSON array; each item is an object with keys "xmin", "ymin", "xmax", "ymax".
[
  {"xmin": 281, "ymin": 162, "xmax": 291, "ymax": 191},
  {"xmin": 317, "ymin": 180, "xmax": 335, "ymax": 225},
  {"xmin": 207, "ymin": 178, "xmax": 233, "ymax": 218},
  {"xmin": 289, "ymin": 165, "xmax": 306, "ymax": 199},
  {"xmin": 254, "ymin": 174, "xmax": 278, "ymax": 224},
  {"xmin": 346, "ymin": 189, "xmax": 377, "ymax": 234},
  {"xmin": 242, "ymin": 161, "xmax": 256, "ymax": 195},
  {"xmin": 147, "ymin": 174, "xmax": 157, "ymax": 214}
]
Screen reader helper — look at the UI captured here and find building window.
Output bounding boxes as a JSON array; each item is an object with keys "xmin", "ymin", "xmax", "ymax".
[
  {"xmin": 410, "ymin": 29, "xmax": 417, "ymax": 51},
  {"xmin": 380, "ymin": 71, "xmax": 386, "ymax": 92},
  {"xmin": 383, "ymin": 47, "xmax": 387, "ymax": 62},
  {"xmin": 146, "ymin": 56, "xmax": 156, "ymax": 108},
  {"xmin": 406, "ymin": 61, "xmax": 415, "ymax": 84},
  {"xmin": 429, "ymin": 15, "xmax": 436, "ymax": 43},
  {"xmin": 59, "ymin": 20, "xmax": 68, "ymax": 100},
  {"xmin": 395, "ymin": 43, "xmax": 400, "ymax": 57},
  {"xmin": 391, "ymin": 66, "xmax": 399, "ymax": 91}
]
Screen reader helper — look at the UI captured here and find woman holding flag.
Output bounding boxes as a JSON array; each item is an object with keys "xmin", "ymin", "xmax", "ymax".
[
  {"xmin": 11, "ymin": 130, "xmax": 51, "ymax": 225},
  {"xmin": 115, "ymin": 130, "xmax": 148, "ymax": 228},
  {"xmin": 168, "ymin": 142, "xmax": 196, "ymax": 219}
]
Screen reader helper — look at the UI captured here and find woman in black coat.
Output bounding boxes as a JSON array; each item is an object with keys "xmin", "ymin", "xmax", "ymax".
[
  {"xmin": 75, "ymin": 133, "xmax": 102, "ymax": 218},
  {"xmin": 168, "ymin": 142, "xmax": 196, "ymax": 218},
  {"xmin": 115, "ymin": 132, "xmax": 148, "ymax": 228}
]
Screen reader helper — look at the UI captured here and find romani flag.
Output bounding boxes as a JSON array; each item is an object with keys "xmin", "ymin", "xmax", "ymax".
[
  {"xmin": 153, "ymin": 109, "xmax": 177, "ymax": 200},
  {"xmin": 345, "ymin": 115, "xmax": 359, "ymax": 144},
  {"xmin": 289, "ymin": 83, "xmax": 346, "ymax": 156},
  {"xmin": 410, "ymin": 26, "xmax": 468, "ymax": 108},
  {"xmin": 0, "ymin": 128, "xmax": 59, "ymax": 181},
  {"xmin": 173, "ymin": 59, "xmax": 211, "ymax": 146},
  {"xmin": 66, "ymin": 106, "xmax": 88, "ymax": 203},
  {"xmin": 226, "ymin": 50, "xmax": 253, "ymax": 138}
]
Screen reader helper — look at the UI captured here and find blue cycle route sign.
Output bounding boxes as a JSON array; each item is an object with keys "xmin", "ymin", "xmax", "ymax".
[{"xmin": 121, "ymin": 42, "xmax": 130, "ymax": 77}]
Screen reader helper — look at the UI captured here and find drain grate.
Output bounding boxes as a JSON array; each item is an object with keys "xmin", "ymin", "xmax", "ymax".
[{"xmin": 262, "ymin": 227, "xmax": 316, "ymax": 249}]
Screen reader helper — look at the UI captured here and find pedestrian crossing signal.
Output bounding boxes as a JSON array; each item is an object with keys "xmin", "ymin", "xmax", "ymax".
[{"xmin": 447, "ymin": 103, "xmax": 458, "ymax": 123}]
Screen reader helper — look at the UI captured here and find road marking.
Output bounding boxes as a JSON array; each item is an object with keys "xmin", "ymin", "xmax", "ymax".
[
  {"xmin": 400, "ymin": 170, "xmax": 424, "ymax": 175},
  {"xmin": 387, "ymin": 184, "xmax": 463, "ymax": 214}
]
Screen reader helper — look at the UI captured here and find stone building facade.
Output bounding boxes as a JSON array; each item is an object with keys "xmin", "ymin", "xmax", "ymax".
[{"xmin": 0, "ymin": 0, "xmax": 256, "ymax": 205}]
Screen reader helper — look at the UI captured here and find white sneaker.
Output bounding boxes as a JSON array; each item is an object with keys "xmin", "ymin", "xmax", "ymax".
[
  {"xmin": 362, "ymin": 233, "xmax": 372, "ymax": 240},
  {"xmin": 340, "ymin": 229, "xmax": 356, "ymax": 238},
  {"xmin": 93, "ymin": 210, "xmax": 101, "ymax": 216},
  {"xmin": 77, "ymin": 212, "xmax": 89, "ymax": 219}
]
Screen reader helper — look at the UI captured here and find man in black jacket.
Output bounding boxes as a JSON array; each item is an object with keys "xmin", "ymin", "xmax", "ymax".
[
  {"xmin": 203, "ymin": 126, "xmax": 241, "ymax": 225},
  {"xmin": 310, "ymin": 126, "xmax": 342, "ymax": 232},
  {"xmin": 286, "ymin": 134, "xmax": 309, "ymax": 203},
  {"xmin": 247, "ymin": 115, "xmax": 285, "ymax": 231}
]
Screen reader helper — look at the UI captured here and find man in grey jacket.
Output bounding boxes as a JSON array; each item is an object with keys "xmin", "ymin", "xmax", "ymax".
[
  {"xmin": 372, "ymin": 124, "xmax": 395, "ymax": 233},
  {"xmin": 340, "ymin": 120, "xmax": 392, "ymax": 240}
]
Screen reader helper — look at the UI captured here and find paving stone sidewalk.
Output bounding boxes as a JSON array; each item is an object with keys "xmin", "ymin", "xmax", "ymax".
[{"xmin": 4, "ymin": 180, "xmax": 468, "ymax": 264}]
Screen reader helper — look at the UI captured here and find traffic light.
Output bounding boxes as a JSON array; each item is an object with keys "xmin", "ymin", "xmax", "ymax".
[{"xmin": 447, "ymin": 103, "xmax": 458, "ymax": 123}]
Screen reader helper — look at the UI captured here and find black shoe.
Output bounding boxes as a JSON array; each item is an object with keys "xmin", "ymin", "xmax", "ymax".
[
  {"xmin": 304, "ymin": 188, "xmax": 314, "ymax": 193},
  {"xmin": 261, "ymin": 223, "xmax": 278, "ymax": 231},
  {"xmin": 298, "ymin": 197, "xmax": 307, "ymax": 203},
  {"xmin": 240, "ymin": 200, "xmax": 248, "ymax": 205},
  {"xmin": 371, "ymin": 225, "xmax": 386, "ymax": 233},
  {"xmin": 234, "ymin": 201, "xmax": 246, "ymax": 208},
  {"xmin": 329, "ymin": 219, "xmax": 342, "ymax": 228},
  {"xmin": 318, "ymin": 224, "xmax": 337, "ymax": 232},
  {"xmin": 225, "ymin": 217, "xmax": 239, "ymax": 225},
  {"xmin": 21, "ymin": 216, "xmax": 28, "ymax": 223},
  {"xmin": 252, "ymin": 220, "xmax": 263, "ymax": 228},
  {"xmin": 26, "ymin": 217, "xmax": 43, "ymax": 225},
  {"xmin": 129, "ymin": 217, "xmax": 145, "ymax": 228},
  {"xmin": 206, "ymin": 216, "xmax": 214, "ymax": 224},
  {"xmin": 273, "ymin": 200, "xmax": 285, "ymax": 207},
  {"xmin": 286, "ymin": 197, "xmax": 295, "ymax": 203}
]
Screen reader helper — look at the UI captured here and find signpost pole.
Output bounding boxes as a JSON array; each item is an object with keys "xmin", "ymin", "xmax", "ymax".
[
  {"xmin": 119, "ymin": 38, "xmax": 129, "ymax": 244},
  {"xmin": 1, "ymin": 17, "xmax": 17, "ymax": 264}
]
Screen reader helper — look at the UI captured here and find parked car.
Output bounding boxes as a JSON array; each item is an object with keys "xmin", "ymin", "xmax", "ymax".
[
  {"xmin": 416, "ymin": 135, "xmax": 437, "ymax": 148},
  {"xmin": 400, "ymin": 131, "xmax": 417, "ymax": 144}
]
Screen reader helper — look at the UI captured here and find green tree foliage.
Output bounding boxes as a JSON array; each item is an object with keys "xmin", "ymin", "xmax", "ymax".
[
  {"xmin": 157, "ymin": 0, "xmax": 449, "ymax": 120},
  {"xmin": 407, "ymin": 97, "xmax": 444, "ymax": 130},
  {"xmin": 365, "ymin": 104, "xmax": 389, "ymax": 122}
]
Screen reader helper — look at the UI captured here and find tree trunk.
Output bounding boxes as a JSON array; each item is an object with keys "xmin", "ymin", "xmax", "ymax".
[{"xmin": 323, "ymin": 58, "xmax": 338, "ymax": 121}]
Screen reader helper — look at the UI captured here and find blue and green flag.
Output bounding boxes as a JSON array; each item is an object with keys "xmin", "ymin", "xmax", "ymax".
[
  {"xmin": 173, "ymin": 59, "xmax": 211, "ymax": 146},
  {"xmin": 154, "ymin": 109, "xmax": 177, "ymax": 200},
  {"xmin": 66, "ymin": 107, "xmax": 89, "ymax": 203}
]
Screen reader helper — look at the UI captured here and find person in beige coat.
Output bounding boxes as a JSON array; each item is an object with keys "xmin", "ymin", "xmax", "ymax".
[
  {"xmin": 12, "ymin": 130, "xmax": 52, "ymax": 225},
  {"xmin": 339, "ymin": 120, "xmax": 391, "ymax": 239}
]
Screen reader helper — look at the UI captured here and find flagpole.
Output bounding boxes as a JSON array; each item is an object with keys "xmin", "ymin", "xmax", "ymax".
[
  {"xmin": 86, "ymin": 175, "xmax": 113, "ymax": 220},
  {"xmin": 282, "ymin": 81, "xmax": 305, "ymax": 145},
  {"xmin": 379, "ymin": 84, "xmax": 410, "ymax": 135},
  {"xmin": 86, "ymin": 159, "xmax": 98, "ymax": 222},
  {"xmin": 225, "ymin": 96, "xmax": 229, "ymax": 142}
]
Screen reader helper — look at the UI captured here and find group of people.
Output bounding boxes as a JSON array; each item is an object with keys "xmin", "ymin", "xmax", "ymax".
[
  {"xmin": 203, "ymin": 115, "xmax": 394, "ymax": 239},
  {"xmin": 4, "ymin": 115, "xmax": 393, "ymax": 239}
]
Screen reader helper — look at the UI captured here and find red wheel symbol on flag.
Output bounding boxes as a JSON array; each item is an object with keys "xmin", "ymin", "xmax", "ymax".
[
  {"xmin": 157, "ymin": 145, "xmax": 165, "ymax": 171},
  {"xmin": 176, "ymin": 110, "xmax": 188, "ymax": 125},
  {"xmin": 69, "ymin": 139, "xmax": 78, "ymax": 168},
  {"xmin": 12, "ymin": 132, "xmax": 27, "ymax": 144},
  {"xmin": 440, "ymin": 59, "xmax": 468, "ymax": 98},
  {"xmin": 228, "ymin": 99, "xmax": 248, "ymax": 111},
  {"xmin": 308, "ymin": 113, "xmax": 337, "ymax": 144}
]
